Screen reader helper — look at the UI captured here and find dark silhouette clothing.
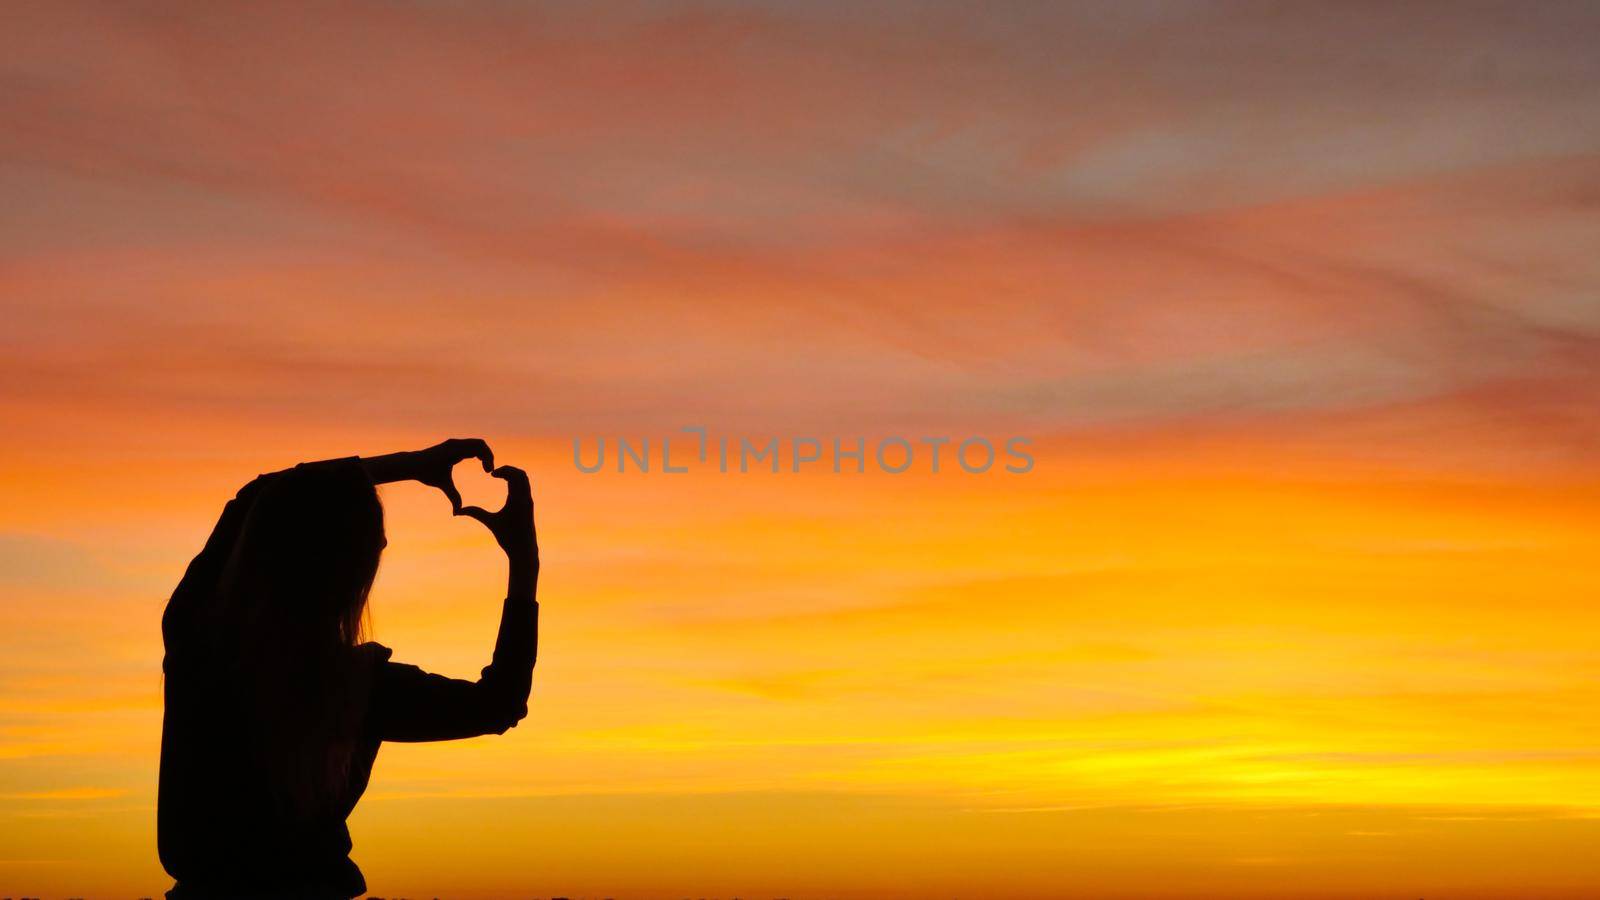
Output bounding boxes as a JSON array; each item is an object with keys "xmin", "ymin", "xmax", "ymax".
[{"xmin": 158, "ymin": 462, "xmax": 538, "ymax": 898}]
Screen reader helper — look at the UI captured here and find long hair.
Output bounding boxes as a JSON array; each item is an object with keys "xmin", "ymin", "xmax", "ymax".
[{"xmin": 212, "ymin": 464, "xmax": 385, "ymax": 817}]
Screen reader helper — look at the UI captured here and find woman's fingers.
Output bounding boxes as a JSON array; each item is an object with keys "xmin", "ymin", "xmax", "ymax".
[
  {"xmin": 491, "ymin": 464, "xmax": 528, "ymax": 485},
  {"xmin": 443, "ymin": 437, "xmax": 495, "ymax": 471},
  {"xmin": 468, "ymin": 438, "xmax": 495, "ymax": 472},
  {"xmin": 417, "ymin": 438, "xmax": 493, "ymax": 512},
  {"xmin": 456, "ymin": 504, "xmax": 494, "ymax": 525},
  {"xmin": 492, "ymin": 465, "xmax": 531, "ymax": 507},
  {"xmin": 458, "ymin": 465, "xmax": 533, "ymax": 556},
  {"xmin": 439, "ymin": 479, "xmax": 464, "ymax": 513}
]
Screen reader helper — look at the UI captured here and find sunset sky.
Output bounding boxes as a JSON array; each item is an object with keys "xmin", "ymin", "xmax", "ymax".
[{"xmin": 4, "ymin": 2, "xmax": 1600, "ymax": 897}]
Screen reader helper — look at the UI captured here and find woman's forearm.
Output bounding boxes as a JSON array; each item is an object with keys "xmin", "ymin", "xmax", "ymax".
[
  {"xmin": 483, "ymin": 552, "xmax": 539, "ymax": 712},
  {"xmin": 355, "ymin": 451, "xmax": 421, "ymax": 485},
  {"xmin": 508, "ymin": 547, "xmax": 538, "ymax": 599},
  {"xmin": 289, "ymin": 440, "xmax": 494, "ymax": 493},
  {"xmin": 284, "ymin": 452, "xmax": 416, "ymax": 485}
]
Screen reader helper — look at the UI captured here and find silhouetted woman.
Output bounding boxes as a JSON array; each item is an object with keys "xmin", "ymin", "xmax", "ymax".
[{"xmin": 158, "ymin": 439, "xmax": 538, "ymax": 898}]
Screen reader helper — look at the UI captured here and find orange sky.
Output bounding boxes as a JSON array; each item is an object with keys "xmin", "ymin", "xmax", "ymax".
[{"xmin": 3, "ymin": 2, "xmax": 1600, "ymax": 897}]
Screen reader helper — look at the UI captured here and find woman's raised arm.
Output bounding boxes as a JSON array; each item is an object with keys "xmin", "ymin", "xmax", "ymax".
[
  {"xmin": 367, "ymin": 465, "xmax": 540, "ymax": 742},
  {"xmin": 351, "ymin": 438, "xmax": 495, "ymax": 510}
]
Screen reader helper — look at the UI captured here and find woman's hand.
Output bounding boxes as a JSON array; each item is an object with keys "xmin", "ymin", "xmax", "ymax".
[
  {"xmin": 411, "ymin": 438, "xmax": 495, "ymax": 512},
  {"xmin": 457, "ymin": 465, "xmax": 537, "ymax": 562}
]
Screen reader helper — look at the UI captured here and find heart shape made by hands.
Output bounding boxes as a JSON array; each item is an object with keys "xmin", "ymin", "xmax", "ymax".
[{"xmin": 450, "ymin": 458, "xmax": 509, "ymax": 514}]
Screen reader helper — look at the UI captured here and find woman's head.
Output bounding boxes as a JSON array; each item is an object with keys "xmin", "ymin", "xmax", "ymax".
[
  {"xmin": 224, "ymin": 464, "xmax": 385, "ymax": 647},
  {"xmin": 216, "ymin": 462, "xmax": 386, "ymax": 814}
]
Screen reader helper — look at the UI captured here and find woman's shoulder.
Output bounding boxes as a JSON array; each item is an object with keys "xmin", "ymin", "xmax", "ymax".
[{"xmin": 354, "ymin": 641, "xmax": 395, "ymax": 667}]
